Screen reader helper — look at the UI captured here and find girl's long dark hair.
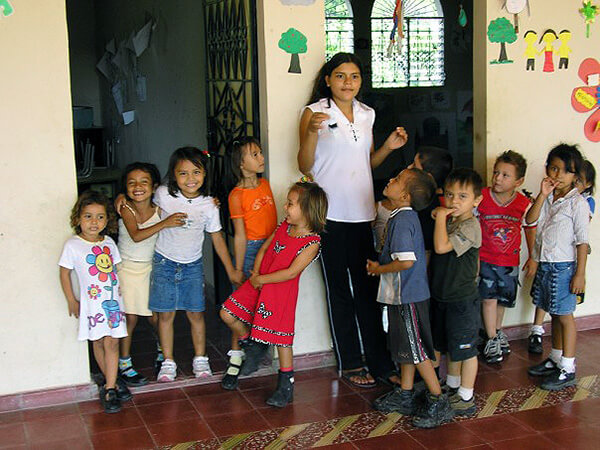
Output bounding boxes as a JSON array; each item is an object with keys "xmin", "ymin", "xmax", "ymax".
[
  {"xmin": 308, "ymin": 52, "xmax": 364, "ymax": 105},
  {"xmin": 166, "ymin": 147, "xmax": 210, "ymax": 197}
]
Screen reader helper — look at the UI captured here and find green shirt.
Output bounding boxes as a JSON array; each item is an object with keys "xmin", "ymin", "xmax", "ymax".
[{"xmin": 430, "ymin": 216, "xmax": 481, "ymax": 303}]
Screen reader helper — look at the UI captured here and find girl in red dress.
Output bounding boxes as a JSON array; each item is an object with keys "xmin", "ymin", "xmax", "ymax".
[{"xmin": 220, "ymin": 182, "xmax": 328, "ymax": 407}]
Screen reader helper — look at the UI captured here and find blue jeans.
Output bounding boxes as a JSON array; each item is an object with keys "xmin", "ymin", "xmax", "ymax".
[
  {"xmin": 149, "ymin": 253, "xmax": 205, "ymax": 312},
  {"xmin": 243, "ymin": 239, "xmax": 265, "ymax": 277},
  {"xmin": 531, "ymin": 262, "xmax": 576, "ymax": 315}
]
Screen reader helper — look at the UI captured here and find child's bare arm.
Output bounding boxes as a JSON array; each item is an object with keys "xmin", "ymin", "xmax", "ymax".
[
  {"xmin": 366, "ymin": 259, "xmax": 414, "ymax": 275},
  {"xmin": 522, "ymin": 226, "xmax": 538, "ymax": 278},
  {"xmin": 526, "ymin": 177, "xmax": 555, "ymax": 224},
  {"xmin": 59, "ymin": 267, "xmax": 79, "ymax": 318},
  {"xmin": 433, "ymin": 207, "xmax": 454, "ymax": 254},
  {"xmin": 121, "ymin": 205, "xmax": 186, "ymax": 242},
  {"xmin": 211, "ymin": 231, "xmax": 243, "ymax": 285},
  {"xmin": 250, "ymin": 243, "xmax": 319, "ymax": 288},
  {"xmin": 232, "ymin": 217, "xmax": 247, "ymax": 272},
  {"xmin": 570, "ymin": 243, "xmax": 588, "ymax": 294}
]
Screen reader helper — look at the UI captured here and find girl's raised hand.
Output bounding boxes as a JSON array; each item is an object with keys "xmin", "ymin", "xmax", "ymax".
[
  {"xmin": 540, "ymin": 177, "xmax": 556, "ymax": 197},
  {"xmin": 308, "ymin": 112, "xmax": 330, "ymax": 133},
  {"xmin": 384, "ymin": 127, "xmax": 408, "ymax": 151},
  {"xmin": 114, "ymin": 193, "xmax": 127, "ymax": 216},
  {"xmin": 163, "ymin": 212, "xmax": 188, "ymax": 228}
]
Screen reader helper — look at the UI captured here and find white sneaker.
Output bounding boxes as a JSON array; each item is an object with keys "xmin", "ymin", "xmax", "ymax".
[
  {"xmin": 157, "ymin": 359, "xmax": 177, "ymax": 382},
  {"xmin": 193, "ymin": 355, "xmax": 212, "ymax": 378}
]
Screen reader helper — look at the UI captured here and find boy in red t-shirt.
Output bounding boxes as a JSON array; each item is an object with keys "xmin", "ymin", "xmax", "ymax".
[{"xmin": 477, "ymin": 151, "xmax": 536, "ymax": 364}]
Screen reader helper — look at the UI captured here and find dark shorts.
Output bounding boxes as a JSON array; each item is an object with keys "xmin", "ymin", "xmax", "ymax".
[
  {"xmin": 531, "ymin": 262, "xmax": 576, "ymax": 315},
  {"xmin": 431, "ymin": 297, "xmax": 480, "ymax": 362},
  {"xmin": 478, "ymin": 261, "xmax": 519, "ymax": 308},
  {"xmin": 387, "ymin": 301, "xmax": 435, "ymax": 365}
]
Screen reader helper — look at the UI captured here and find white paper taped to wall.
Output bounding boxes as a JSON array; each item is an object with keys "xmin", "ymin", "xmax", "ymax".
[
  {"xmin": 123, "ymin": 110, "xmax": 135, "ymax": 125},
  {"xmin": 133, "ymin": 21, "xmax": 153, "ymax": 57}
]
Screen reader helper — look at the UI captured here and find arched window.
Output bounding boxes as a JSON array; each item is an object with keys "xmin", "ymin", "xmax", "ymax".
[
  {"xmin": 371, "ymin": 0, "xmax": 445, "ymax": 88},
  {"xmin": 325, "ymin": 0, "xmax": 354, "ymax": 60}
]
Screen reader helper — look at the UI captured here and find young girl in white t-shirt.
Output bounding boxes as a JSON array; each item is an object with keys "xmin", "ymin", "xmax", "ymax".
[
  {"xmin": 151, "ymin": 147, "xmax": 241, "ymax": 382},
  {"xmin": 116, "ymin": 162, "xmax": 187, "ymax": 386},
  {"xmin": 59, "ymin": 190, "xmax": 127, "ymax": 413}
]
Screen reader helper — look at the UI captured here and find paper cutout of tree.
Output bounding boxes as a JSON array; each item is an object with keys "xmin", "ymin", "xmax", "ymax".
[
  {"xmin": 487, "ymin": 17, "xmax": 518, "ymax": 64},
  {"xmin": 278, "ymin": 28, "xmax": 308, "ymax": 74}
]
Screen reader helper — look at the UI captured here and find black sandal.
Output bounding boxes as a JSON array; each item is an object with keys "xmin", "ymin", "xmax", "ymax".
[{"xmin": 342, "ymin": 368, "xmax": 377, "ymax": 389}]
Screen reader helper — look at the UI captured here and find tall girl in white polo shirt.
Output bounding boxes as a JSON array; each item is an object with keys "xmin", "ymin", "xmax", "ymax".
[
  {"xmin": 150, "ymin": 147, "xmax": 241, "ymax": 382},
  {"xmin": 526, "ymin": 144, "xmax": 589, "ymax": 391},
  {"xmin": 298, "ymin": 52, "xmax": 409, "ymax": 388}
]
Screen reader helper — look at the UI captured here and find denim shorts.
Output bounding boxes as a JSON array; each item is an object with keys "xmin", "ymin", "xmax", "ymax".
[
  {"xmin": 530, "ymin": 262, "xmax": 576, "ymax": 315},
  {"xmin": 149, "ymin": 253, "xmax": 206, "ymax": 312},
  {"xmin": 243, "ymin": 239, "xmax": 265, "ymax": 277},
  {"xmin": 478, "ymin": 261, "xmax": 519, "ymax": 308}
]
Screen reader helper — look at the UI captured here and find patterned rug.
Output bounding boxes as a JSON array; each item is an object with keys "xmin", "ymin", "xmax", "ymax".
[{"xmin": 161, "ymin": 374, "xmax": 600, "ymax": 449}]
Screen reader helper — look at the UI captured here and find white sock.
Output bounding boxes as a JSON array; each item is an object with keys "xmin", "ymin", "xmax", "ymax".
[
  {"xmin": 549, "ymin": 348, "xmax": 563, "ymax": 364},
  {"xmin": 446, "ymin": 374, "xmax": 461, "ymax": 389},
  {"xmin": 530, "ymin": 325, "xmax": 545, "ymax": 336},
  {"xmin": 560, "ymin": 356, "xmax": 576, "ymax": 373},
  {"xmin": 228, "ymin": 349, "xmax": 244, "ymax": 360},
  {"xmin": 458, "ymin": 386, "xmax": 474, "ymax": 401}
]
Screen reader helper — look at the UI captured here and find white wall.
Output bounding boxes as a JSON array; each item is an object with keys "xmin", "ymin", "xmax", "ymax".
[
  {"xmin": 474, "ymin": 1, "xmax": 600, "ymax": 327},
  {"xmin": 0, "ymin": 0, "xmax": 89, "ymax": 395},
  {"xmin": 257, "ymin": 0, "xmax": 332, "ymax": 354}
]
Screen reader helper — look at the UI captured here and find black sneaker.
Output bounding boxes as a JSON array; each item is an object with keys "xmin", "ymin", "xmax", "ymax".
[
  {"xmin": 413, "ymin": 394, "xmax": 454, "ymax": 428},
  {"xmin": 483, "ymin": 337, "xmax": 503, "ymax": 364},
  {"xmin": 118, "ymin": 366, "xmax": 148, "ymax": 387},
  {"xmin": 101, "ymin": 388, "xmax": 122, "ymax": 414},
  {"xmin": 373, "ymin": 388, "xmax": 415, "ymax": 415},
  {"xmin": 541, "ymin": 369, "xmax": 576, "ymax": 391},
  {"xmin": 497, "ymin": 330, "xmax": 511, "ymax": 355},
  {"xmin": 240, "ymin": 341, "xmax": 270, "ymax": 376},
  {"xmin": 528, "ymin": 357, "xmax": 559, "ymax": 377},
  {"xmin": 528, "ymin": 334, "xmax": 543, "ymax": 354},
  {"xmin": 116, "ymin": 377, "xmax": 133, "ymax": 402}
]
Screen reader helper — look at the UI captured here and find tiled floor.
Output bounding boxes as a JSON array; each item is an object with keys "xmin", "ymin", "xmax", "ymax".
[{"xmin": 2, "ymin": 329, "xmax": 600, "ymax": 449}]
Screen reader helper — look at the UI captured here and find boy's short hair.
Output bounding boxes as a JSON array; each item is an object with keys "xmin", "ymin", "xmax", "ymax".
[
  {"xmin": 444, "ymin": 168, "xmax": 483, "ymax": 198},
  {"xmin": 417, "ymin": 146, "xmax": 454, "ymax": 187},
  {"xmin": 546, "ymin": 143, "xmax": 583, "ymax": 175},
  {"xmin": 406, "ymin": 168, "xmax": 437, "ymax": 211},
  {"xmin": 495, "ymin": 150, "xmax": 527, "ymax": 179}
]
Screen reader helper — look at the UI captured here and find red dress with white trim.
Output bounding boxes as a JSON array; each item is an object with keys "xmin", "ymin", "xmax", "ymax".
[{"xmin": 222, "ymin": 220, "xmax": 320, "ymax": 347}]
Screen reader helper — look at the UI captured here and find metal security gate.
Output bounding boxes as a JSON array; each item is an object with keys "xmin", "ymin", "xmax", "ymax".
[{"xmin": 204, "ymin": 0, "xmax": 260, "ymax": 300}]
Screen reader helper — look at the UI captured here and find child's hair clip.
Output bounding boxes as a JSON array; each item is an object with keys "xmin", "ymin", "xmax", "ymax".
[
  {"xmin": 201, "ymin": 149, "xmax": 211, "ymax": 157},
  {"xmin": 299, "ymin": 175, "xmax": 313, "ymax": 183},
  {"xmin": 328, "ymin": 122, "xmax": 338, "ymax": 129},
  {"xmin": 522, "ymin": 188, "xmax": 533, "ymax": 200}
]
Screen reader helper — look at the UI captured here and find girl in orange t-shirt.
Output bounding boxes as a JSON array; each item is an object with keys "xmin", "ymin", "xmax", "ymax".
[{"xmin": 222, "ymin": 137, "xmax": 277, "ymax": 390}]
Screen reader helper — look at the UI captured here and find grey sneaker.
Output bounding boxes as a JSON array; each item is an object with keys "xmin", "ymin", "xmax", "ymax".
[
  {"xmin": 497, "ymin": 330, "xmax": 510, "ymax": 354},
  {"xmin": 449, "ymin": 392, "xmax": 477, "ymax": 417},
  {"xmin": 413, "ymin": 394, "xmax": 454, "ymax": 428},
  {"xmin": 540, "ymin": 368, "xmax": 576, "ymax": 391},
  {"xmin": 373, "ymin": 388, "xmax": 415, "ymax": 415},
  {"xmin": 483, "ymin": 336, "xmax": 503, "ymax": 364}
]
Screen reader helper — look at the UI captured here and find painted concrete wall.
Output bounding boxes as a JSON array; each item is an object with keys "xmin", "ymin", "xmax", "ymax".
[
  {"xmin": 257, "ymin": 0, "xmax": 332, "ymax": 355},
  {"xmin": 0, "ymin": 0, "xmax": 90, "ymax": 396},
  {"xmin": 474, "ymin": 1, "xmax": 600, "ymax": 327}
]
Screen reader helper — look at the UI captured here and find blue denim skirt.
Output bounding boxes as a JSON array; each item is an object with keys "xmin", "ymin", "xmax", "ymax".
[
  {"xmin": 149, "ymin": 253, "xmax": 206, "ymax": 312},
  {"xmin": 243, "ymin": 239, "xmax": 265, "ymax": 277},
  {"xmin": 531, "ymin": 262, "xmax": 576, "ymax": 315}
]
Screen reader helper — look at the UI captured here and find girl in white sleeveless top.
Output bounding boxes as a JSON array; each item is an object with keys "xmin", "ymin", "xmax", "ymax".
[
  {"xmin": 298, "ymin": 52, "xmax": 409, "ymax": 388},
  {"xmin": 116, "ymin": 163, "xmax": 187, "ymax": 386}
]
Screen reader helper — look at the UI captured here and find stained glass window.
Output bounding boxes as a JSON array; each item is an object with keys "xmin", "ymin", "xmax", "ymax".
[
  {"xmin": 371, "ymin": 0, "xmax": 445, "ymax": 88},
  {"xmin": 325, "ymin": 0, "xmax": 354, "ymax": 61}
]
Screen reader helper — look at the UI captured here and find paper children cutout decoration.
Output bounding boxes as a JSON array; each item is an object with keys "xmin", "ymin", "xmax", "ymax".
[
  {"xmin": 580, "ymin": 1, "xmax": 599, "ymax": 38},
  {"xmin": 539, "ymin": 29, "xmax": 557, "ymax": 73},
  {"xmin": 487, "ymin": 17, "xmax": 517, "ymax": 64},
  {"xmin": 557, "ymin": 30, "xmax": 572, "ymax": 70},
  {"xmin": 387, "ymin": 0, "xmax": 404, "ymax": 57},
  {"xmin": 0, "ymin": 0, "xmax": 13, "ymax": 17},
  {"xmin": 523, "ymin": 30, "xmax": 537, "ymax": 70},
  {"xmin": 278, "ymin": 28, "xmax": 308, "ymax": 74},
  {"xmin": 458, "ymin": 3, "xmax": 467, "ymax": 28},
  {"xmin": 503, "ymin": 0, "xmax": 530, "ymax": 33},
  {"xmin": 571, "ymin": 58, "xmax": 600, "ymax": 142}
]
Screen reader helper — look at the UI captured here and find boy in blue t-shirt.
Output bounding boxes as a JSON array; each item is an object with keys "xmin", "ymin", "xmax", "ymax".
[{"xmin": 367, "ymin": 168, "xmax": 453, "ymax": 429}]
